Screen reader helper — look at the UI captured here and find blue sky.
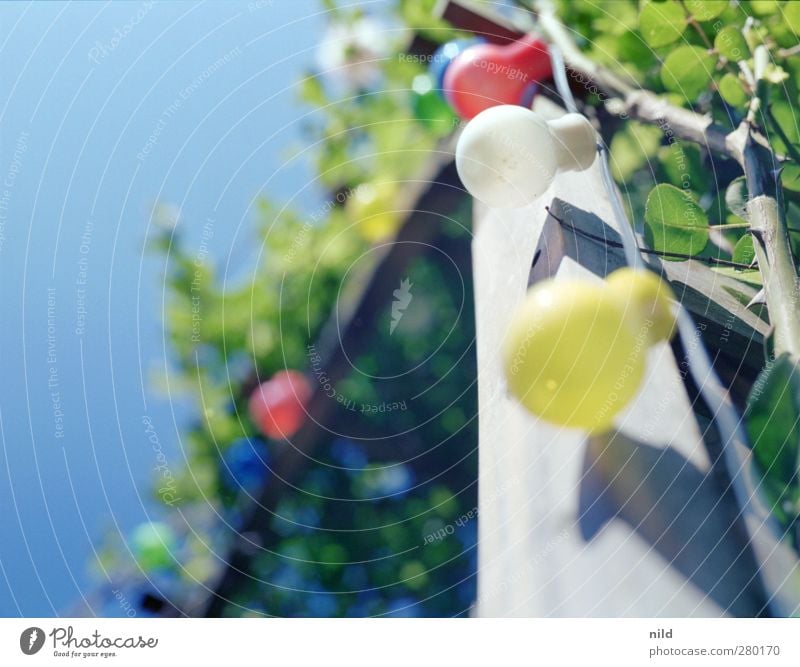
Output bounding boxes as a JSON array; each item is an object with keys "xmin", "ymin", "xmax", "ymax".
[{"xmin": 0, "ymin": 0, "xmax": 335, "ymax": 616}]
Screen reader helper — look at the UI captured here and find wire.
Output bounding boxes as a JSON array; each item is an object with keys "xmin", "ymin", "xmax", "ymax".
[
  {"xmin": 546, "ymin": 43, "xmax": 784, "ymax": 616},
  {"xmin": 546, "ymin": 208, "xmax": 760, "ymax": 269},
  {"xmin": 597, "ymin": 143, "xmax": 645, "ymax": 269},
  {"xmin": 548, "ymin": 39, "xmax": 641, "ymax": 268},
  {"xmin": 548, "ymin": 43, "xmax": 578, "ymax": 114}
]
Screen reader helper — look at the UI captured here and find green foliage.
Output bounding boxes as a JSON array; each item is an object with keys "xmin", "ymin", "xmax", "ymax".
[
  {"xmin": 639, "ymin": 0, "xmax": 686, "ymax": 48},
  {"xmin": 103, "ymin": 0, "xmax": 800, "ymax": 611},
  {"xmin": 732, "ymin": 234, "xmax": 756, "ymax": 265},
  {"xmin": 610, "ymin": 121, "xmax": 661, "ymax": 182},
  {"xmin": 746, "ymin": 355, "xmax": 800, "ymax": 526},
  {"xmin": 560, "ymin": 0, "xmax": 800, "ymax": 323},
  {"xmin": 101, "ymin": 2, "xmax": 481, "ymax": 618},
  {"xmin": 714, "ymin": 26, "xmax": 749, "ymax": 61},
  {"xmin": 660, "ymin": 46, "xmax": 716, "ymax": 100},
  {"xmin": 683, "ymin": 0, "xmax": 728, "ymax": 22},
  {"xmin": 644, "ymin": 184, "xmax": 709, "ymax": 257},
  {"xmin": 719, "ymin": 72, "xmax": 748, "ymax": 105},
  {"xmin": 725, "ymin": 176, "xmax": 749, "ymax": 219}
]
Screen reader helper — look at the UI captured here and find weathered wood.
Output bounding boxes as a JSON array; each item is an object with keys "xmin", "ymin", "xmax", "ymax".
[
  {"xmin": 472, "ymin": 99, "xmax": 776, "ymax": 617},
  {"xmin": 438, "ymin": 0, "xmax": 524, "ymax": 44},
  {"xmin": 534, "ymin": 201, "xmax": 768, "ymax": 405}
]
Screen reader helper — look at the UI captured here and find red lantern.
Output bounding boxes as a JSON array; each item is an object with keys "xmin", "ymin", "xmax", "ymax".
[
  {"xmin": 248, "ymin": 370, "xmax": 312, "ymax": 439},
  {"xmin": 443, "ymin": 34, "xmax": 552, "ymax": 120}
]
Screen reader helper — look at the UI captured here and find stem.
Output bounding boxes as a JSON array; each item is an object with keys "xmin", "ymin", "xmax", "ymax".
[
  {"xmin": 743, "ymin": 136, "xmax": 800, "ymax": 356},
  {"xmin": 739, "ymin": 48, "xmax": 800, "ymax": 358},
  {"xmin": 678, "ymin": 1, "xmax": 713, "ymax": 50},
  {"xmin": 777, "ymin": 43, "xmax": 800, "ymax": 59},
  {"xmin": 535, "ymin": 1, "xmax": 636, "ymax": 96}
]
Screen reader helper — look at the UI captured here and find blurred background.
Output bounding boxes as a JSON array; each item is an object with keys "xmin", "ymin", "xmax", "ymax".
[{"xmin": 0, "ymin": 0, "xmax": 479, "ymax": 617}]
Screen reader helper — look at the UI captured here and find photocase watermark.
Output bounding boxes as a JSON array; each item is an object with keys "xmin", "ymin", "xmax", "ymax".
[
  {"xmin": 248, "ymin": 0, "xmax": 275, "ymax": 10},
  {"xmin": 569, "ymin": 66, "xmax": 629, "ymax": 120},
  {"xmin": 43, "ymin": 626, "xmax": 158, "ymax": 659},
  {"xmin": 719, "ymin": 310, "xmax": 736, "ymax": 345},
  {"xmin": 0, "ymin": 130, "xmax": 29, "ymax": 255},
  {"xmin": 640, "ymin": 320, "xmax": 707, "ymax": 442},
  {"xmin": 471, "ymin": 58, "xmax": 530, "ymax": 82},
  {"xmin": 399, "ymin": 53, "xmax": 447, "ymax": 65},
  {"xmin": 112, "ymin": 588, "xmax": 137, "ymax": 617},
  {"xmin": 592, "ymin": 318, "xmax": 654, "ymax": 425},
  {"xmin": 658, "ymin": 117, "xmax": 694, "ymax": 194},
  {"xmin": 47, "ymin": 288, "xmax": 65, "ymax": 440},
  {"xmin": 423, "ymin": 477, "xmax": 518, "ymax": 545},
  {"xmin": 306, "ymin": 344, "xmax": 408, "ymax": 414},
  {"xmin": 712, "ymin": 20, "xmax": 746, "ymax": 61},
  {"xmin": 74, "ymin": 220, "xmax": 93, "ymax": 337},
  {"xmin": 21, "ymin": 624, "xmax": 158, "ymax": 656},
  {"xmin": 399, "ymin": 51, "xmax": 530, "ymax": 82},
  {"xmin": 424, "ymin": 507, "xmax": 477, "ymax": 545},
  {"xmin": 507, "ymin": 318, "xmax": 544, "ymax": 378},
  {"xmin": 748, "ymin": 355, "xmax": 776, "ymax": 404},
  {"xmin": 88, "ymin": 1, "xmax": 154, "ymax": 64},
  {"xmin": 477, "ymin": 528, "xmax": 570, "ymax": 606},
  {"xmin": 190, "ymin": 219, "xmax": 214, "ymax": 344},
  {"xmin": 137, "ymin": 46, "xmax": 242, "ymax": 161},
  {"xmin": 283, "ymin": 185, "xmax": 365, "ymax": 264},
  {"xmin": 390, "ymin": 277, "xmax": 413, "ymax": 335},
  {"xmin": 20, "ymin": 627, "xmax": 45, "ymax": 655},
  {"xmin": 142, "ymin": 415, "xmax": 182, "ymax": 506}
]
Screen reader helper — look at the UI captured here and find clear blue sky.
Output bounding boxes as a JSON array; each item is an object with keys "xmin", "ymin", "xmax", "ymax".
[{"xmin": 0, "ymin": 0, "xmax": 338, "ymax": 616}]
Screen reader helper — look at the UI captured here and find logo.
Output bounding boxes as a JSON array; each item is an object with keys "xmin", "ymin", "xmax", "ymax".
[
  {"xmin": 390, "ymin": 278, "xmax": 413, "ymax": 335},
  {"xmin": 20, "ymin": 627, "xmax": 45, "ymax": 655}
]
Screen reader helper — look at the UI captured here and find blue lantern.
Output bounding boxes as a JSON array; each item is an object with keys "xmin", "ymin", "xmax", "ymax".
[
  {"xmin": 428, "ymin": 38, "xmax": 486, "ymax": 96},
  {"xmin": 222, "ymin": 437, "xmax": 270, "ymax": 492}
]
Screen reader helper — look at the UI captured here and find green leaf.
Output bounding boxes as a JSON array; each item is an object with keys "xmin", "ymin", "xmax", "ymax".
[
  {"xmin": 609, "ymin": 121, "xmax": 662, "ymax": 182},
  {"xmin": 714, "ymin": 26, "xmax": 749, "ymax": 62},
  {"xmin": 725, "ymin": 176, "xmax": 750, "ymax": 218},
  {"xmin": 784, "ymin": 0, "xmax": 800, "ymax": 32},
  {"xmin": 747, "ymin": 0, "xmax": 779, "ymax": 16},
  {"xmin": 658, "ymin": 142, "xmax": 708, "ymax": 193},
  {"xmin": 782, "ymin": 163, "xmax": 800, "ymax": 193},
  {"xmin": 661, "ymin": 45, "xmax": 716, "ymax": 100},
  {"xmin": 719, "ymin": 72, "xmax": 748, "ymax": 106},
  {"xmin": 771, "ymin": 100, "xmax": 800, "ymax": 154},
  {"xmin": 298, "ymin": 73, "xmax": 327, "ymax": 107},
  {"xmin": 745, "ymin": 354, "xmax": 800, "ymax": 517},
  {"xmin": 711, "ymin": 265, "xmax": 763, "ymax": 285},
  {"xmin": 639, "ymin": 0, "xmax": 686, "ymax": 47},
  {"xmin": 684, "ymin": 0, "xmax": 728, "ymax": 21},
  {"xmin": 644, "ymin": 183, "xmax": 709, "ymax": 258},
  {"xmin": 732, "ymin": 234, "xmax": 756, "ymax": 265}
]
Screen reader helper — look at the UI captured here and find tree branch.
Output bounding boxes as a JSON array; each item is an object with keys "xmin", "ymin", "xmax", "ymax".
[
  {"xmin": 536, "ymin": 0, "xmax": 800, "ymax": 358},
  {"xmin": 737, "ymin": 131, "xmax": 800, "ymax": 357}
]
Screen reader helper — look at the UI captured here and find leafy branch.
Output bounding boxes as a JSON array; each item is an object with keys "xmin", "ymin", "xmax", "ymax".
[{"xmin": 535, "ymin": 0, "xmax": 800, "ymax": 359}]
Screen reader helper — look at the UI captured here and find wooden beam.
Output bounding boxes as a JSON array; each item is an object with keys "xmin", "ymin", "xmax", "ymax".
[
  {"xmin": 196, "ymin": 149, "xmax": 466, "ymax": 617},
  {"xmin": 437, "ymin": 0, "xmax": 525, "ymax": 44}
]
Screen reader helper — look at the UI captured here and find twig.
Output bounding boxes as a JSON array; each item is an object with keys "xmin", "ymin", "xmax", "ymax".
[
  {"xmin": 535, "ymin": 0, "xmax": 735, "ymax": 156},
  {"xmin": 735, "ymin": 47, "xmax": 800, "ymax": 358},
  {"xmin": 678, "ymin": 0, "xmax": 713, "ymax": 49},
  {"xmin": 777, "ymin": 43, "xmax": 800, "ymax": 59}
]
